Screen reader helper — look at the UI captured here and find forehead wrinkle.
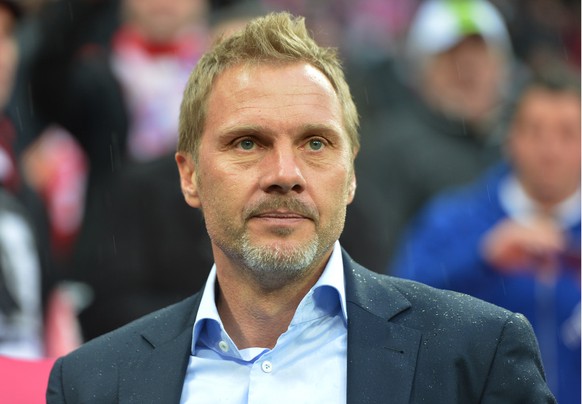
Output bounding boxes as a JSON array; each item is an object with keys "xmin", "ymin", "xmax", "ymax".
[
  {"xmin": 233, "ymin": 89, "xmax": 336, "ymax": 105},
  {"xmin": 230, "ymin": 98, "xmax": 339, "ymax": 125}
]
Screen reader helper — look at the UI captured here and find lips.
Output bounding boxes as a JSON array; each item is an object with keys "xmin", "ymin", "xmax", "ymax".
[
  {"xmin": 245, "ymin": 198, "xmax": 318, "ymax": 222},
  {"xmin": 253, "ymin": 211, "xmax": 309, "ymax": 220}
]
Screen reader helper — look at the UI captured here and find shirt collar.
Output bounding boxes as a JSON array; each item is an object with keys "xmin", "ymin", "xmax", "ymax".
[
  {"xmin": 191, "ymin": 241, "xmax": 347, "ymax": 356},
  {"xmin": 499, "ymin": 174, "xmax": 581, "ymax": 228}
]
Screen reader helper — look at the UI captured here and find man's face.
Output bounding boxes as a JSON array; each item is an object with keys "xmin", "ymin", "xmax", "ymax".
[
  {"xmin": 0, "ymin": 6, "xmax": 17, "ymax": 110},
  {"xmin": 423, "ymin": 35, "xmax": 505, "ymax": 123},
  {"xmin": 509, "ymin": 88, "xmax": 581, "ymax": 204},
  {"xmin": 177, "ymin": 62, "xmax": 356, "ymax": 289}
]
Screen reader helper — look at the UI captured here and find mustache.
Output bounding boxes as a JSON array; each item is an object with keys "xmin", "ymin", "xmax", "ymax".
[{"xmin": 244, "ymin": 197, "xmax": 318, "ymax": 221}]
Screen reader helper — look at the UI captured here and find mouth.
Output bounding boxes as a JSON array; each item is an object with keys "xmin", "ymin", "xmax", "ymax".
[
  {"xmin": 248, "ymin": 211, "xmax": 311, "ymax": 237},
  {"xmin": 250, "ymin": 210, "xmax": 313, "ymax": 228},
  {"xmin": 245, "ymin": 198, "xmax": 318, "ymax": 224},
  {"xmin": 254, "ymin": 210, "xmax": 309, "ymax": 220}
]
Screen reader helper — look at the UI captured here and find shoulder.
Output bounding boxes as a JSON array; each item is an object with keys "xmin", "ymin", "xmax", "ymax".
[
  {"xmin": 60, "ymin": 293, "xmax": 200, "ymax": 366},
  {"xmin": 345, "ymin": 259, "xmax": 553, "ymax": 402},
  {"xmin": 388, "ymin": 275, "xmax": 511, "ymax": 324},
  {"xmin": 378, "ymin": 274, "xmax": 539, "ymax": 360},
  {"xmin": 384, "ymin": 276, "xmax": 549, "ymax": 401},
  {"xmin": 47, "ymin": 293, "xmax": 201, "ymax": 402},
  {"xmin": 347, "ymin": 258, "xmax": 518, "ymax": 338},
  {"xmin": 346, "ymin": 259, "xmax": 534, "ymax": 362},
  {"xmin": 48, "ymin": 294, "xmax": 200, "ymax": 401}
]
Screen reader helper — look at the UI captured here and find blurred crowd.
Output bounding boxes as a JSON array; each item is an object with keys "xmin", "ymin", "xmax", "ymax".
[{"xmin": 0, "ymin": 0, "xmax": 579, "ymax": 402}]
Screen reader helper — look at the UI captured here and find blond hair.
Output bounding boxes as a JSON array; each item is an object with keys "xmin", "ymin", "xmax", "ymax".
[{"xmin": 178, "ymin": 12, "xmax": 359, "ymax": 159}]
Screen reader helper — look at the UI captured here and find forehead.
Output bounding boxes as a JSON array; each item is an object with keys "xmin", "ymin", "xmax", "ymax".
[
  {"xmin": 204, "ymin": 62, "xmax": 343, "ymax": 131},
  {"xmin": 517, "ymin": 89, "xmax": 580, "ymax": 120}
]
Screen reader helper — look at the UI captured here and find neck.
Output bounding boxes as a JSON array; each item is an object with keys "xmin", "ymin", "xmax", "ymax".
[{"xmin": 214, "ymin": 251, "xmax": 330, "ymax": 349}]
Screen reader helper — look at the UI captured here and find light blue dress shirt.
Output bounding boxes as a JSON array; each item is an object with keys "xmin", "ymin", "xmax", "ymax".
[{"xmin": 180, "ymin": 241, "xmax": 348, "ymax": 403}]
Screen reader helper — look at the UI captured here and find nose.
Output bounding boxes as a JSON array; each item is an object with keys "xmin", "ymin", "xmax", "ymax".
[{"xmin": 258, "ymin": 145, "xmax": 306, "ymax": 194}]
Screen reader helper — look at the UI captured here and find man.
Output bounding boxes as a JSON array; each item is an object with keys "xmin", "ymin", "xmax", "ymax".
[
  {"xmin": 390, "ymin": 74, "xmax": 580, "ymax": 403},
  {"xmin": 47, "ymin": 12, "xmax": 555, "ymax": 403}
]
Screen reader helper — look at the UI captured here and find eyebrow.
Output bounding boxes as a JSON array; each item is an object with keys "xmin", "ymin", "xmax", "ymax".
[
  {"xmin": 219, "ymin": 125, "xmax": 266, "ymax": 137},
  {"xmin": 219, "ymin": 122, "xmax": 343, "ymax": 138},
  {"xmin": 299, "ymin": 123, "xmax": 343, "ymax": 136}
]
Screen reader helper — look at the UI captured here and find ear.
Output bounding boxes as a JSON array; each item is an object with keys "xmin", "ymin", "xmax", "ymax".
[
  {"xmin": 347, "ymin": 174, "xmax": 357, "ymax": 204},
  {"xmin": 346, "ymin": 148, "xmax": 358, "ymax": 204},
  {"xmin": 175, "ymin": 152, "xmax": 201, "ymax": 208}
]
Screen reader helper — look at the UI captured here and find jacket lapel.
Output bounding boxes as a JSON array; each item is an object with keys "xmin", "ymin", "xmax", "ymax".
[
  {"xmin": 118, "ymin": 293, "xmax": 202, "ymax": 403},
  {"xmin": 344, "ymin": 252, "xmax": 421, "ymax": 404}
]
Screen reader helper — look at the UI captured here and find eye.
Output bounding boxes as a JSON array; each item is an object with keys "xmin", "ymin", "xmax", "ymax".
[
  {"xmin": 238, "ymin": 139, "xmax": 255, "ymax": 150},
  {"xmin": 308, "ymin": 139, "xmax": 325, "ymax": 151}
]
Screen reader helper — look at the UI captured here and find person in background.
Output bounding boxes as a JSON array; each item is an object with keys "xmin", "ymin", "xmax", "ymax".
[
  {"xmin": 341, "ymin": 0, "xmax": 522, "ymax": 272},
  {"xmin": 24, "ymin": 0, "xmax": 208, "ymax": 258},
  {"xmin": 0, "ymin": 0, "xmax": 44, "ymax": 359},
  {"xmin": 110, "ymin": 0, "xmax": 210, "ymax": 162},
  {"xmin": 47, "ymin": 12, "xmax": 554, "ymax": 403},
  {"xmin": 0, "ymin": 0, "xmax": 20, "ymax": 194},
  {"xmin": 31, "ymin": 0, "xmax": 209, "ymax": 167},
  {"xmin": 390, "ymin": 72, "xmax": 580, "ymax": 404},
  {"xmin": 26, "ymin": 0, "xmax": 211, "ymax": 328}
]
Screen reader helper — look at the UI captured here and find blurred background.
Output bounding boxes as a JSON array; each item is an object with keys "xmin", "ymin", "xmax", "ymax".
[{"xmin": 0, "ymin": 0, "xmax": 579, "ymax": 402}]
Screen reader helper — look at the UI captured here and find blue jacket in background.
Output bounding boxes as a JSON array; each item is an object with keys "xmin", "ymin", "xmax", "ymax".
[{"xmin": 390, "ymin": 162, "xmax": 580, "ymax": 404}]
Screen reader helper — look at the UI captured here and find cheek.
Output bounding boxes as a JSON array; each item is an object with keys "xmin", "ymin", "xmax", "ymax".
[
  {"xmin": 315, "ymin": 172, "xmax": 354, "ymax": 212},
  {"xmin": 510, "ymin": 140, "xmax": 540, "ymax": 166},
  {"xmin": 196, "ymin": 164, "xmax": 252, "ymax": 215},
  {"xmin": 563, "ymin": 149, "xmax": 581, "ymax": 172}
]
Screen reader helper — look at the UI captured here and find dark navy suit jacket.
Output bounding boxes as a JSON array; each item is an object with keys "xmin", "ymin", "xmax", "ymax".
[{"xmin": 47, "ymin": 251, "xmax": 555, "ymax": 403}]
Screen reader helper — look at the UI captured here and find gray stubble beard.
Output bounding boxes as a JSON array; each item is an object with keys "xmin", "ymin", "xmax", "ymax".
[{"xmin": 236, "ymin": 230, "xmax": 322, "ymax": 290}]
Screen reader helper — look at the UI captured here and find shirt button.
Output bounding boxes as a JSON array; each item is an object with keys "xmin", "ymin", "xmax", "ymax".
[
  {"xmin": 218, "ymin": 341, "xmax": 229, "ymax": 353},
  {"xmin": 261, "ymin": 360, "xmax": 273, "ymax": 373}
]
